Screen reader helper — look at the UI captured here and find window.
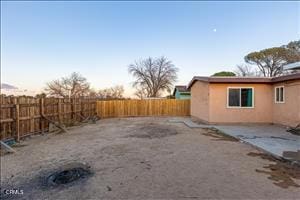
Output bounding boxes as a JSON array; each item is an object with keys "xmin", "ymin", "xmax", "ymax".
[
  {"xmin": 275, "ymin": 86, "xmax": 284, "ymax": 103},
  {"xmin": 228, "ymin": 88, "xmax": 254, "ymax": 108}
]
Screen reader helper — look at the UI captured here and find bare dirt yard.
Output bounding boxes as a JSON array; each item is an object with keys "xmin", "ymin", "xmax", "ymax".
[{"xmin": 1, "ymin": 117, "xmax": 300, "ymax": 199}]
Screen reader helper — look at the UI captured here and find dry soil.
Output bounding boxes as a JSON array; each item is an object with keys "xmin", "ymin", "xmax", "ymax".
[{"xmin": 1, "ymin": 117, "xmax": 300, "ymax": 199}]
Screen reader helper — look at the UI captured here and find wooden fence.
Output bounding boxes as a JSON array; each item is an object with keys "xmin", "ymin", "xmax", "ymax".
[
  {"xmin": 0, "ymin": 96, "xmax": 97, "ymax": 141},
  {"xmin": 1, "ymin": 98, "xmax": 190, "ymax": 141},
  {"xmin": 97, "ymin": 99, "xmax": 190, "ymax": 118}
]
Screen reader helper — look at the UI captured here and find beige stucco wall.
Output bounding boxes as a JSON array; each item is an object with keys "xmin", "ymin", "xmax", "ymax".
[
  {"xmin": 272, "ymin": 80, "xmax": 300, "ymax": 127},
  {"xmin": 190, "ymin": 81, "xmax": 209, "ymax": 122},
  {"xmin": 191, "ymin": 80, "xmax": 300, "ymax": 126},
  {"xmin": 208, "ymin": 83, "xmax": 273, "ymax": 124}
]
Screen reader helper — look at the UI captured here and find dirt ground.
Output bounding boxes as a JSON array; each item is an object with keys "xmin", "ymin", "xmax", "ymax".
[{"xmin": 1, "ymin": 117, "xmax": 300, "ymax": 199}]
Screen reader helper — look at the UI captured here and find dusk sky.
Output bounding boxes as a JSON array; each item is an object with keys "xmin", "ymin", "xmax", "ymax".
[{"xmin": 1, "ymin": 1, "xmax": 299, "ymax": 96}]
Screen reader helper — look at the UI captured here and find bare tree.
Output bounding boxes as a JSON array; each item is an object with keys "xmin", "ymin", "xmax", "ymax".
[
  {"xmin": 88, "ymin": 89, "xmax": 98, "ymax": 98},
  {"xmin": 134, "ymin": 87, "xmax": 148, "ymax": 99},
  {"xmin": 234, "ymin": 64, "xmax": 259, "ymax": 77},
  {"xmin": 128, "ymin": 57, "xmax": 178, "ymax": 97},
  {"xmin": 98, "ymin": 85, "xmax": 124, "ymax": 99},
  {"xmin": 97, "ymin": 89, "xmax": 110, "ymax": 99},
  {"xmin": 45, "ymin": 72, "xmax": 90, "ymax": 97},
  {"xmin": 109, "ymin": 85, "xmax": 124, "ymax": 99}
]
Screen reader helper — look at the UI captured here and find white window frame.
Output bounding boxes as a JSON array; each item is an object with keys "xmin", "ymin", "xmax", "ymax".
[
  {"xmin": 274, "ymin": 86, "xmax": 285, "ymax": 103},
  {"xmin": 227, "ymin": 87, "xmax": 255, "ymax": 109}
]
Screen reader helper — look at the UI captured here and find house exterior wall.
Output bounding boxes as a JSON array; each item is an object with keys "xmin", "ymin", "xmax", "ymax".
[
  {"xmin": 208, "ymin": 83, "xmax": 273, "ymax": 124},
  {"xmin": 190, "ymin": 81, "xmax": 209, "ymax": 122},
  {"xmin": 175, "ymin": 89, "xmax": 191, "ymax": 99},
  {"xmin": 272, "ymin": 80, "xmax": 300, "ymax": 127},
  {"xmin": 178, "ymin": 93, "xmax": 191, "ymax": 100},
  {"xmin": 174, "ymin": 89, "xmax": 181, "ymax": 99},
  {"xmin": 191, "ymin": 79, "xmax": 300, "ymax": 126}
]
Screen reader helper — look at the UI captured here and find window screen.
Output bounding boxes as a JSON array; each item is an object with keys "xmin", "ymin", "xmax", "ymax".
[{"xmin": 275, "ymin": 86, "xmax": 284, "ymax": 103}]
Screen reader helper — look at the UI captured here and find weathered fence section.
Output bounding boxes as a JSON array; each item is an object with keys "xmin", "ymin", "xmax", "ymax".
[
  {"xmin": 1, "ymin": 98, "xmax": 190, "ymax": 141},
  {"xmin": 97, "ymin": 99, "xmax": 190, "ymax": 118},
  {"xmin": 0, "ymin": 96, "xmax": 97, "ymax": 141}
]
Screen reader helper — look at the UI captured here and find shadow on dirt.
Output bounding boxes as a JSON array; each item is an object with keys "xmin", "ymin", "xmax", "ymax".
[
  {"xmin": 247, "ymin": 152, "xmax": 300, "ymax": 188},
  {"xmin": 127, "ymin": 124, "xmax": 179, "ymax": 139},
  {"xmin": 201, "ymin": 128, "xmax": 238, "ymax": 142}
]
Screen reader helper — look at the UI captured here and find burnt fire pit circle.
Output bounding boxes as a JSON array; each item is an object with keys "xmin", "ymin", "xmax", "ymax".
[{"xmin": 46, "ymin": 163, "xmax": 92, "ymax": 186}]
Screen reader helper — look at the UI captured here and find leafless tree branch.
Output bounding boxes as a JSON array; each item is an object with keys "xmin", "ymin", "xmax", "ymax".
[
  {"xmin": 45, "ymin": 72, "xmax": 90, "ymax": 97},
  {"xmin": 128, "ymin": 56, "xmax": 178, "ymax": 97}
]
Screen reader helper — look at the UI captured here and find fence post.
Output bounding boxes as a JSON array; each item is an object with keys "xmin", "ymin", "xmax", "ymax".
[
  {"xmin": 40, "ymin": 98, "xmax": 44, "ymax": 133},
  {"xmin": 71, "ymin": 97, "xmax": 75, "ymax": 121},
  {"xmin": 58, "ymin": 98, "xmax": 62, "ymax": 123},
  {"xmin": 14, "ymin": 98, "xmax": 20, "ymax": 142},
  {"xmin": 80, "ymin": 98, "xmax": 84, "ymax": 120},
  {"xmin": 30, "ymin": 97, "xmax": 35, "ymax": 133}
]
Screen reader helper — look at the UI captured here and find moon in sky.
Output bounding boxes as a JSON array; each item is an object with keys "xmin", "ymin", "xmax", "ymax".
[{"xmin": 213, "ymin": 29, "xmax": 217, "ymax": 32}]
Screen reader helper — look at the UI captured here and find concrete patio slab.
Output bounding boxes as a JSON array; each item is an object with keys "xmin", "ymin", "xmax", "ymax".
[
  {"xmin": 169, "ymin": 118, "xmax": 300, "ymax": 163},
  {"xmin": 215, "ymin": 125, "xmax": 300, "ymax": 163}
]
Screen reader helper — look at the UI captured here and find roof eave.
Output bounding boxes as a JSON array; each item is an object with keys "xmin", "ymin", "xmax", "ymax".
[{"xmin": 188, "ymin": 73, "xmax": 300, "ymax": 89}]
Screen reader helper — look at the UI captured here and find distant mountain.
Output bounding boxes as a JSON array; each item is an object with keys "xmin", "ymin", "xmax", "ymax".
[{"xmin": 1, "ymin": 83, "xmax": 18, "ymax": 90}]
